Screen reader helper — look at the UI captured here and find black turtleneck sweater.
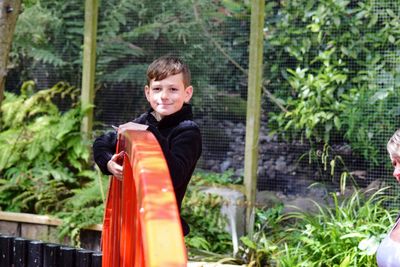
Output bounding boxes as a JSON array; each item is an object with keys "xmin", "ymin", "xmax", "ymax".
[{"xmin": 93, "ymin": 104, "xmax": 202, "ymax": 235}]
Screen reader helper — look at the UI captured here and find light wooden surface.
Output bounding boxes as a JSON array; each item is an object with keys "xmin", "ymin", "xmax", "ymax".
[
  {"xmin": 0, "ymin": 211, "xmax": 102, "ymax": 250},
  {"xmin": 188, "ymin": 263, "xmax": 246, "ymax": 267},
  {"xmin": 0, "ymin": 211, "xmax": 102, "ymax": 231}
]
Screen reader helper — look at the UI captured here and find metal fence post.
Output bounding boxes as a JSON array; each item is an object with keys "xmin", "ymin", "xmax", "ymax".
[
  {"xmin": 27, "ymin": 240, "xmax": 44, "ymax": 267},
  {"xmin": 0, "ymin": 235, "xmax": 14, "ymax": 267},
  {"xmin": 13, "ymin": 237, "xmax": 29, "ymax": 267}
]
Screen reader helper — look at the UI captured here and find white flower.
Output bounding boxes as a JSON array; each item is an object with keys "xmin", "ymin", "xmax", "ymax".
[{"xmin": 358, "ymin": 236, "xmax": 380, "ymax": 255}]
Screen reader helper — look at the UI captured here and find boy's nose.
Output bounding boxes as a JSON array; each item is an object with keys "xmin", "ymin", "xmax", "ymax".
[{"xmin": 160, "ymin": 90, "xmax": 169, "ymax": 99}]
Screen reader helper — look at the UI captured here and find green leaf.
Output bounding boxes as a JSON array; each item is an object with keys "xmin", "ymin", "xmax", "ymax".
[
  {"xmin": 334, "ymin": 116, "xmax": 341, "ymax": 130},
  {"xmin": 369, "ymin": 90, "xmax": 391, "ymax": 104},
  {"xmin": 240, "ymin": 236, "xmax": 257, "ymax": 249},
  {"xmin": 339, "ymin": 255, "xmax": 350, "ymax": 267},
  {"xmin": 386, "ymin": 9, "xmax": 396, "ymax": 18}
]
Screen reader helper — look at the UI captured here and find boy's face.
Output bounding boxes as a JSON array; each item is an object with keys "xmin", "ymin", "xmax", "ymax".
[{"xmin": 145, "ymin": 73, "xmax": 193, "ymax": 119}]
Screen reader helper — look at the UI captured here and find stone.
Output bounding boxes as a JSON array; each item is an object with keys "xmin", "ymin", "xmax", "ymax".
[
  {"xmin": 282, "ymin": 197, "xmax": 320, "ymax": 214},
  {"xmin": 220, "ymin": 160, "xmax": 232, "ymax": 172},
  {"xmin": 256, "ymin": 191, "xmax": 282, "ymax": 208},
  {"xmin": 200, "ymin": 187, "xmax": 246, "ymax": 255}
]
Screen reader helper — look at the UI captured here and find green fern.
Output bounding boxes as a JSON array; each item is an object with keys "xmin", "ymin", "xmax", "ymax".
[
  {"xmin": 100, "ymin": 63, "xmax": 147, "ymax": 83},
  {"xmin": 0, "ymin": 81, "xmax": 91, "ymax": 214},
  {"xmin": 57, "ymin": 205, "xmax": 104, "ymax": 246}
]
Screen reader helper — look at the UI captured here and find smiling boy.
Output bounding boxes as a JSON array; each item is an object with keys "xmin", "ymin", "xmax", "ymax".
[{"xmin": 93, "ymin": 56, "xmax": 202, "ymax": 236}]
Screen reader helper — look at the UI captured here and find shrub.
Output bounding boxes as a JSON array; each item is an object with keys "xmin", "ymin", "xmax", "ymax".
[
  {"xmin": 266, "ymin": 0, "xmax": 400, "ymax": 169},
  {"xmin": 0, "ymin": 81, "xmax": 105, "ymax": 245},
  {"xmin": 275, "ymin": 188, "xmax": 396, "ymax": 266},
  {"xmin": 236, "ymin": 188, "xmax": 397, "ymax": 266}
]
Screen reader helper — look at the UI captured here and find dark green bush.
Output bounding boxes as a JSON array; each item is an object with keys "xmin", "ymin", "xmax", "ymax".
[{"xmin": 265, "ymin": 0, "xmax": 400, "ymax": 169}]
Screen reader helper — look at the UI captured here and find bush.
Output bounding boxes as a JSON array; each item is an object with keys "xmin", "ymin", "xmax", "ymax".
[
  {"xmin": 182, "ymin": 172, "xmax": 235, "ymax": 257},
  {"xmin": 234, "ymin": 188, "xmax": 397, "ymax": 266},
  {"xmin": 0, "ymin": 81, "xmax": 105, "ymax": 245},
  {"xmin": 266, "ymin": 0, "xmax": 400, "ymax": 169}
]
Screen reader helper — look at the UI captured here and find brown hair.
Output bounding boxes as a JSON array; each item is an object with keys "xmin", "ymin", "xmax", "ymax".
[
  {"xmin": 387, "ymin": 129, "xmax": 400, "ymax": 159},
  {"xmin": 146, "ymin": 56, "xmax": 191, "ymax": 87}
]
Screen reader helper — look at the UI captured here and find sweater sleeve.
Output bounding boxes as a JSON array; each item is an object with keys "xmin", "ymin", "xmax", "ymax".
[
  {"xmin": 147, "ymin": 122, "xmax": 202, "ymax": 190},
  {"xmin": 92, "ymin": 130, "xmax": 118, "ymax": 175}
]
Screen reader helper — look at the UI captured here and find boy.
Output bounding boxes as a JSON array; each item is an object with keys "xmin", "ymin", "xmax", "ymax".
[{"xmin": 93, "ymin": 56, "xmax": 202, "ymax": 236}]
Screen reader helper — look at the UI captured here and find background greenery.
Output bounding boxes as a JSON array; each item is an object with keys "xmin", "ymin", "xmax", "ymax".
[
  {"xmin": 6, "ymin": 0, "xmax": 400, "ymax": 178},
  {"xmin": 2, "ymin": 0, "xmax": 400, "ymax": 265}
]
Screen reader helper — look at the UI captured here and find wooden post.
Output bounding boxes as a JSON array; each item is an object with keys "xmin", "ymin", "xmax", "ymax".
[
  {"xmin": 80, "ymin": 0, "xmax": 99, "ymax": 139},
  {"xmin": 0, "ymin": 0, "xmax": 21, "ymax": 107},
  {"xmin": 244, "ymin": 0, "xmax": 265, "ymax": 236}
]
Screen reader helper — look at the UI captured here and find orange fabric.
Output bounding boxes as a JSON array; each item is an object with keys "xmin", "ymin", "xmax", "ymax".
[{"xmin": 102, "ymin": 130, "xmax": 187, "ymax": 267}]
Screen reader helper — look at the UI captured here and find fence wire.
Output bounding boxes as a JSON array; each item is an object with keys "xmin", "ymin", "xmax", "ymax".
[{"xmin": 5, "ymin": 0, "xmax": 400, "ymax": 203}]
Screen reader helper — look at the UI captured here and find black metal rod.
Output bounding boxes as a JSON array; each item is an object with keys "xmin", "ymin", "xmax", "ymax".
[
  {"xmin": 0, "ymin": 235, "xmax": 14, "ymax": 267},
  {"xmin": 91, "ymin": 252, "xmax": 102, "ymax": 267},
  {"xmin": 59, "ymin": 246, "xmax": 77, "ymax": 267},
  {"xmin": 13, "ymin": 237, "xmax": 29, "ymax": 267},
  {"xmin": 76, "ymin": 249, "xmax": 92, "ymax": 267},
  {"xmin": 0, "ymin": 234, "xmax": 101, "ymax": 267},
  {"xmin": 27, "ymin": 240, "xmax": 44, "ymax": 267},
  {"xmin": 43, "ymin": 243, "xmax": 60, "ymax": 267}
]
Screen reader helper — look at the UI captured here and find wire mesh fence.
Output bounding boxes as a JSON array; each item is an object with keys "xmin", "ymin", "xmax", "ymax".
[{"xmin": 4, "ymin": 0, "xmax": 400, "ymax": 203}]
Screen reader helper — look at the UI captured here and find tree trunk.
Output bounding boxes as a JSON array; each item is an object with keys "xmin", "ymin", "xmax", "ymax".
[{"xmin": 0, "ymin": 0, "xmax": 21, "ymax": 106}]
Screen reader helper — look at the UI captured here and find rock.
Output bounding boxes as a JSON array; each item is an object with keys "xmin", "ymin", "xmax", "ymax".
[
  {"xmin": 256, "ymin": 191, "xmax": 282, "ymax": 208},
  {"xmin": 364, "ymin": 179, "xmax": 385, "ymax": 195},
  {"xmin": 235, "ymin": 168, "xmax": 244, "ymax": 177},
  {"xmin": 200, "ymin": 187, "xmax": 246, "ymax": 255},
  {"xmin": 283, "ymin": 197, "xmax": 320, "ymax": 214},
  {"xmin": 220, "ymin": 160, "xmax": 232, "ymax": 172},
  {"xmin": 197, "ymin": 116, "xmax": 364, "ymax": 208},
  {"xmin": 274, "ymin": 156, "xmax": 287, "ymax": 173}
]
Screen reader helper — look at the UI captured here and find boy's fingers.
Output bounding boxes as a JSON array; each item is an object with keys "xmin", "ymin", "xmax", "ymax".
[
  {"xmin": 113, "ymin": 164, "xmax": 123, "ymax": 180},
  {"xmin": 111, "ymin": 151, "xmax": 124, "ymax": 165},
  {"xmin": 114, "ymin": 172, "xmax": 123, "ymax": 180},
  {"xmin": 114, "ymin": 164, "xmax": 122, "ymax": 172},
  {"xmin": 117, "ymin": 151, "xmax": 124, "ymax": 164},
  {"xmin": 111, "ymin": 152, "xmax": 123, "ymax": 161},
  {"xmin": 114, "ymin": 162, "xmax": 123, "ymax": 175}
]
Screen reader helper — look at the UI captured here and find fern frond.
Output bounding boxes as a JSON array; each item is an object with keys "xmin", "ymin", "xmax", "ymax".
[
  {"xmin": 31, "ymin": 47, "xmax": 67, "ymax": 67},
  {"xmin": 99, "ymin": 63, "xmax": 148, "ymax": 83}
]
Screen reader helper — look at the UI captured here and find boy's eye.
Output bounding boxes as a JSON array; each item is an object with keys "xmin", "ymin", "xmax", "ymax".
[
  {"xmin": 393, "ymin": 160, "xmax": 400, "ymax": 167},
  {"xmin": 152, "ymin": 87, "xmax": 161, "ymax": 91},
  {"xmin": 171, "ymin": 88, "xmax": 179, "ymax": 92}
]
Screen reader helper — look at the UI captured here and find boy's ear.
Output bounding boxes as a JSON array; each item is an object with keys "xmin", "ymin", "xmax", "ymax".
[
  {"xmin": 184, "ymin": 86, "xmax": 193, "ymax": 103},
  {"xmin": 144, "ymin": 85, "xmax": 150, "ymax": 102}
]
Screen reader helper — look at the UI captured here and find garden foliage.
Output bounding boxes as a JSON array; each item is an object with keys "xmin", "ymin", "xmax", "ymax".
[
  {"xmin": 236, "ymin": 188, "xmax": 396, "ymax": 267},
  {"xmin": 3, "ymin": 0, "xmax": 400, "ymax": 265},
  {"xmin": 10, "ymin": 0, "xmax": 400, "ymax": 173},
  {"xmin": 9, "ymin": 0, "xmax": 251, "ymax": 122},
  {"xmin": 265, "ymin": 0, "xmax": 400, "ymax": 168},
  {"xmin": 0, "ymin": 81, "xmax": 107, "ymax": 245}
]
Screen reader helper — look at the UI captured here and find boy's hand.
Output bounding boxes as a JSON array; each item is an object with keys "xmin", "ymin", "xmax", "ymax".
[
  {"xmin": 116, "ymin": 122, "xmax": 148, "ymax": 133},
  {"xmin": 107, "ymin": 151, "xmax": 124, "ymax": 180}
]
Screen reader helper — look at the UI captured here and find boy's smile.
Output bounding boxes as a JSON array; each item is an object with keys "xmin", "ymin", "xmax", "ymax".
[{"xmin": 145, "ymin": 73, "xmax": 193, "ymax": 119}]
